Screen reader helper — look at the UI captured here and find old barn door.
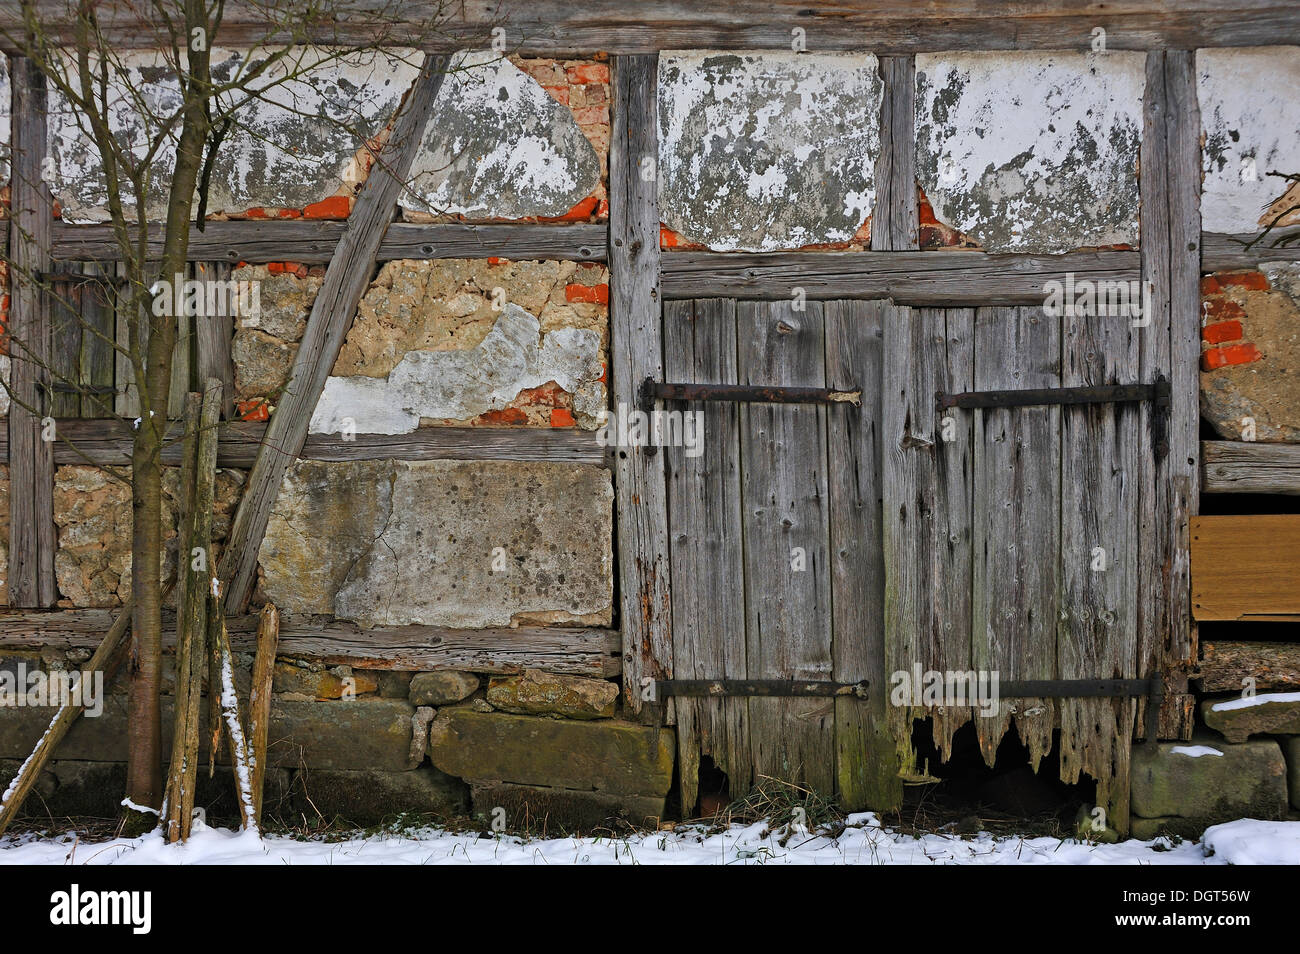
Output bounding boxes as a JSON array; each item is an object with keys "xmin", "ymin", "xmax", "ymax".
[
  {"xmin": 883, "ymin": 302, "xmax": 1147, "ymax": 829},
  {"xmin": 663, "ymin": 298, "xmax": 892, "ymax": 814}
]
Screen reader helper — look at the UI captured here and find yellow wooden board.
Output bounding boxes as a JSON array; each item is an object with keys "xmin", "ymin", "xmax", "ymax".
[{"xmin": 1191, "ymin": 515, "xmax": 1300, "ymax": 621}]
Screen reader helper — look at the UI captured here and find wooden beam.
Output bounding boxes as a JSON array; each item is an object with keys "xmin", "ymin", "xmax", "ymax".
[
  {"xmin": 7, "ymin": 56, "xmax": 57, "ymax": 608},
  {"xmin": 218, "ymin": 55, "xmax": 450, "ymax": 614},
  {"xmin": 1202, "ymin": 228, "xmax": 1300, "ymax": 270},
  {"xmin": 193, "ymin": 262, "xmax": 236, "ymax": 419},
  {"xmin": 0, "ymin": 609, "xmax": 621, "ymax": 677},
  {"xmin": 50, "ymin": 221, "xmax": 607, "ymax": 264},
  {"xmin": 872, "ymin": 55, "xmax": 918, "ymax": 253},
  {"xmin": 1192, "ymin": 515, "xmax": 1300, "ymax": 621},
  {"xmin": 1196, "ymin": 640, "xmax": 1300, "ymax": 692},
  {"xmin": 0, "ymin": 419, "xmax": 608, "ymax": 468},
  {"xmin": 660, "ymin": 249, "xmax": 1140, "ymax": 303},
  {"xmin": 609, "ymin": 54, "xmax": 673, "ymax": 716},
  {"xmin": 8, "ymin": 1, "xmax": 1300, "ymax": 53},
  {"xmin": 1203, "ymin": 440, "xmax": 1300, "ymax": 494}
]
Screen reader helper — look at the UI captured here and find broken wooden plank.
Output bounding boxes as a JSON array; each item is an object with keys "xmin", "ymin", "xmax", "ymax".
[
  {"xmin": 0, "ymin": 610, "xmax": 622, "ymax": 676},
  {"xmin": 1202, "ymin": 440, "xmax": 1300, "ymax": 495},
  {"xmin": 7, "ymin": 56, "xmax": 57, "ymax": 608},
  {"xmin": 659, "ymin": 249, "xmax": 1140, "ymax": 303},
  {"xmin": 218, "ymin": 55, "xmax": 450, "ymax": 614},
  {"xmin": 1191, "ymin": 515, "xmax": 1300, "ymax": 621},
  {"xmin": 1195, "ymin": 640, "xmax": 1300, "ymax": 692},
  {"xmin": 50, "ymin": 221, "xmax": 607, "ymax": 264},
  {"xmin": 609, "ymin": 54, "xmax": 674, "ymax": 716}
]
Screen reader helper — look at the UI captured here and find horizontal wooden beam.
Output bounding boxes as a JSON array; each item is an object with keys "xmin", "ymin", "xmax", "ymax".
[
  {"xmin": 0, "ymin": 419, "xmax": 609, "ymax": 468},
  {"xmin": 1202, "ymin": 229, "xmax": 1300, "ymax": 271},
  {"xmin": 1202, "ymin": 440, "xmax": 1300, "ymax": 495},
  {"xmin": 660, "ymin": 249, "xmax": 1141, "ymax": 303},
  {"xmin": 1191, "ymin": 514, "xmax": 1300, "ymax": 621},
  {"xmin": 1195, "ymin": 640, "xmax": 1300, "ymax": 692},
  {"xmin": 50, "ymin": 221, "xmax": 607, "ymax": 264},
  {"xmin": 8, "ymin": 1, "xmax": 1300, "ymax": 53},
  {"xmin": 0, "ymin": 608, "xmax": 621, "ymax": 677}
]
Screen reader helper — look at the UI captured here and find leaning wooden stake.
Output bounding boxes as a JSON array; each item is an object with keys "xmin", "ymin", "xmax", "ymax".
[
  {"xmin": 0, "ymin": 596, "xmax": 134, "ymax": 837},
  {"xmin": 214, "ymin": 616, "xmax": 257, "ymax": 831},
  {"xmin": 163, "ymin": 380, "xmax": 222, "ymax": 842},
  {"xmin": 248, "ymin": 603, "xmax": 280, "ymax": 822}
]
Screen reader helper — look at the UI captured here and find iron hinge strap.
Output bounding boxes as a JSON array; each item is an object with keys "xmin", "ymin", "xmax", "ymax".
[
  {"xmin": 643, "ymin": 378, "xmax": 861, "ymax": 411},
  {"xmin": 936, "ymin": 378, "xmax": 1171, "ymax": 411}
]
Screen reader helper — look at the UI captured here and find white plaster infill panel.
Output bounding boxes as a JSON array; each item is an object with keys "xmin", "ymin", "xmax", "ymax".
[
  {"xmin": 0, "ymin": 53, "xmax": 10, "ymax": 182},
  {"xmin": 1198, "ymin": 47, "xmax": 1300, "ymax": 235},
  {"xmin": 916, "ymin": 51, "xmax": 1144, "ymax": 253},
  {"xmin": 658, "ymin": 51, "xmax": 882, "ymax": 252},
  {"xmin": 403, "ymin": 51, "xmax": 600, "ymax": 220},
  {"xmin": 47, "ymin": 47, "xmax": 420, "ymax": 222}
]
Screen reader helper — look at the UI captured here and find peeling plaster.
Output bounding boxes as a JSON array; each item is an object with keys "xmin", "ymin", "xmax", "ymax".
[
  {"xmin": 309, "ymin": 303, "xmax": 604, "ymax": 434},
  {"xmin": 47, "ymin": 47, "xmax": 420, "ymax": 222},
  {"xmin": 1198, "ymin": 47, "xmax": 1300, "ymax": 235},
  {"xmin": 404, "ymin": 51, "xmax": 600, "ymax": 219},
  {"xmin": 0, "ymin": 53, "xmax": 10, "ymax": 182},
  {"xmin": 916, "ymin": 51, "xmax": 1143, "ymax": 253},
  {"xmin": 657, "ymin": 51, "xmax": 881, "ymax": 252}
]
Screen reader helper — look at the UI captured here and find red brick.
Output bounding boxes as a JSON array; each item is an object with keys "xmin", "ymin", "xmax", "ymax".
[
  {"xmin": 1202, "ymin": 298, "xmax": 1245, "ymax": 322},
  {"xmin": 1200, "ymin": 275, "xmax": 1223, "ymax": 296},
  {"xmin": 553, "ymin": 195, "xmax": 599, "ymax": 221},
  {"xmin": 660, "ymin": 225, "xmax": 680, "ymax": 249},
  {"xmin": 236, "ymin": 399, "xmax": 270, "ymax": 422},
  {"xmin": 303, "ymin": 195, "xmax": 353, "ymax": 219},
  {"xmin": 479, "ymin": 407, "xmax": 528, "ymax": 425},
  {"xmin": 1217, "ymin": 270, "xmax": 1270, "ymax": 291},
  {"xmin": 1201, "ymin": 320, "xmax": 1243, "ymax": 345},
  {"xmin": 1201, "ymin": 342, "xmax": 1263, "ymax": 371},
  {"xmin": 570, "ymin": 106, "xmax": 608, "ymax": 126},
  {"xmin": 550, "ymin": 408, "xmax": 576, "ymax": 427},
  {"xmin": 565, "ymin": 283, "xmax": 609, "ymax": 304},
  {"xmin": 565, "ymin": 63, "xmax": 609, "ymax": 85},
  {"xmin": 543, "ymin": 85, "xmax": 569, "ymax": 105},
  {"xmin": 244, "ymin": 207, "xmax": 269, "ymax": 219}
]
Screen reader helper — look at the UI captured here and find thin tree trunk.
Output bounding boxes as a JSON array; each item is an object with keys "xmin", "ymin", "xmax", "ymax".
[{"xmin": 248, "ymin": 603, "xmax": 280, "ymax": 822}]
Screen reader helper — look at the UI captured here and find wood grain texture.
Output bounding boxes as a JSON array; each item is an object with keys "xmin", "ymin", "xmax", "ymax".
[
  {"xmin": 0, "ymin": 419, "xmax": 607, "ymax": 467},
  {"xmin": 609, "ymin": 54, "xmax": 673, "ymax": 716},
  {"xmin": 10, "ymin": 1, "xmax": 1300, "ymax": 52},
  {"xmin": 971, "ymin": 306, "xmax": 1059, "ymax": 770},
  {"xmin": 825, "ymin": 299, "xmax": 898, "ymax": 811},
  {"xmin": 1191, "ymin": 515, "xmax": 1300, "ymax": 621},
  {"xmin": 660, "ymin": 249, "xmax": 1139, "ymax": 303},
  {"xmin": 1202, "ymin": 228, "xmax": 1300, "ymax": 269},
  {"xmin": 1058, "ymin": 292, "xmax": 1142, "ymax": 831},
  {"xmin": 1196, "ymin": 640, "xmax": 1300, "ymax": 692},
  {"xmin": 872, "ymin": 56, "xmax": 918, "ymax": 253},
  {"xmin": 194, "ymin": 262, "xmax": 236, "ymax": 419},
  {"xmin": 7, "ymin": 56, "xmax": 57, "ymax": 608},
  {"xmin": 1202, "ymin": 441, "xmax": 1300, "ymax": 495},
  {"xmin": 50, "ymin": 221, "xmax": 607, "ymax": 264},
  {"xmin": 737, "ymin": 299, "xmax": 834, "ymax": 794},
  {"xmin": 0, "ymin": 610, "xmax": 622, "ymax": 676},
  {"xmin": 218, "ymin": 55, "xmax": 449, "ymax": 614},
  {"xmin": 663, "ymin": 298, "xmax": 750, "ymax": 812}
]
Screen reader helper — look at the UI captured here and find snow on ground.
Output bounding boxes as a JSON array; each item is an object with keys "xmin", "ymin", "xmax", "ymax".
[{"xmin": 1, "ymin": 815, "xmax": 1295, "ymax": 865}]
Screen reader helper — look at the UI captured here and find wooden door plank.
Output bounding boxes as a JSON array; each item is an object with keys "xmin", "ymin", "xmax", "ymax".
[
  {"xmin": 1202, "ymin": 441, "xmax": 1300, "ymax": 495},
  {"xmin": 218, "ymin": 55, "xmax": 449, "ymax": 613},
  {"xmin": 1191, "ymin": 515, "xmax": 1300, "ymax": 620},
  {"xmin": 825, "ymin": 298, "xmax": 899, "ymax": 811},
  {"xmin": 80, "ymin": 264, "xmax": 115, "ymax": 418},
  {"xmin": 7, "ymin": 56, "xmax": 57, "ymax": 607},
  {"xmin": 872, "ymin": 56, "xmax": 918, "ymax": 253},
  {"xmin": 194, "ymin": 262, "xmax": 235, "ymax": 420},
  {"xmin": 1060, "ymin": 301, "xmax": 1142, "ymax": 833},
  {"xmin": 664, "ymin": 297, "xmax": 750, "ymax": 813},
  {"xmin": 737, "ymin": 299, "xmax": 835, "ymax": 795},
  {"xmin": 609, "ymin": 53, "xmax": 674, "ymax": 715},
  {"xmin": 971, "ymin": 306, "xmax": 1060, "ymax": 769}
]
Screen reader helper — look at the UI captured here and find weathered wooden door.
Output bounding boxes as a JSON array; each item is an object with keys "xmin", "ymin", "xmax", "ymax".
[
  {"xmin": 663, "ymin": 297, "xmax": 892, "ymax": 814},
  {"xmin": 664, "ymin": 297, "xmax": 1151, "ymax": 823}
]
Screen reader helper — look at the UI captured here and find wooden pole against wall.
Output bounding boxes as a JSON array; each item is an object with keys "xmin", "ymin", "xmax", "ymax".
[
  {"xmin": 7, "ymin": 56, "xmax": 57, "ymax": 608},
  {"xmin": 609, "ymin": 54, "xmax": 674, "ymax": 718}
]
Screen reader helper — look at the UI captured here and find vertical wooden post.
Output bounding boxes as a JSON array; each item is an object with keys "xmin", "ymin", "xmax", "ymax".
[
  {"xmin": 1138, "ymin": 51, "xmax": 1200, "ymax": 743},
  {"xmin": 872, "ymin": 55, "xmax": 919, "ymax": 253},
  {"xmin": 8, "ymin": 56, "xmax": 57, "ymax": 608},
  {"xmin": 609, "ymin": 54, "xmax": 673, "ymax": 717}
]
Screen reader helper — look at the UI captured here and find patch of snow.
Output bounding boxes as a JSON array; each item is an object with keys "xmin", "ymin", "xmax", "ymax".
[
  {"xmin": 1170, "ymin": 745, "xmax": 1224, "ymax": 758},
  {"xmin": 5, "ymin": 815, "xmax": 1297, "ymax": 866},
  {"xmin": 1211, "ymin": 691, "xmax": 1300, "ymax": 712}
]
